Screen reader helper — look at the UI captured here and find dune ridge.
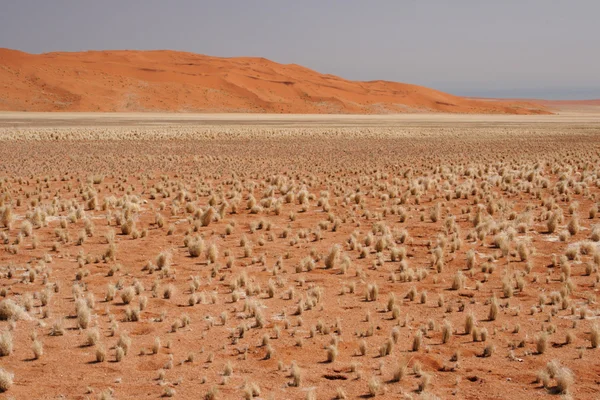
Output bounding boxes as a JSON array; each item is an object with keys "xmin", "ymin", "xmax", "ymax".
[{"xmin": 0, "ymin": 48, "xmax": 547, "ymax": 114}]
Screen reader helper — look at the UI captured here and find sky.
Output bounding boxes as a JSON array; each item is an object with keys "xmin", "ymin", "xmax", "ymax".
[{"xmin": 1, "ymin": 0, "xmax": 599, "ymax": 99}]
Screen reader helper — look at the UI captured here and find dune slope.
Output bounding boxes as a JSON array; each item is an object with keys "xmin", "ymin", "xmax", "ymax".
[{"xmin": 0, "ymin": 48, "xmax": 547, "ymax": 114}]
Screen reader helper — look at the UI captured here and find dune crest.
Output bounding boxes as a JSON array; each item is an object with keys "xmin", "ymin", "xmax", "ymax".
[{"xmin": 0, "ymin": 48, "xmax": 547, "ymax": 114}]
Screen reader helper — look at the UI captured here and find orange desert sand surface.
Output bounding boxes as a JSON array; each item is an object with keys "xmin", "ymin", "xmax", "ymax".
[
  {"xmin": 0, "ymin": 48, "xmax": 548, "ymax": 114},
  {"xmin": 0, "ymin": 113, "xmax": 600, "ymax": 399}
]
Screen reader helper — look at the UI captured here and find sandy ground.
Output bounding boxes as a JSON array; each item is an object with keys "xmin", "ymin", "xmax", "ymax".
[
  {"xmin": 1, "ymin": 111, "xmax": 600, "ymax": 128},
  {"xmin": 0, "ymin": 113, "xmax": 599, "ymax": 399}
]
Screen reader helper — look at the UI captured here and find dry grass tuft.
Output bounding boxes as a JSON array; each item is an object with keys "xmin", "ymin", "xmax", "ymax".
[
  {"xmin": 0, "ymin": 299, "xmax": 23, "ymax": 321},
  {"xmin": 0, "ymin": 368, "xmax": 13, "ymax": 393},
  {"xmin": 591, "ymin": 324, "xmax": 600, "ymax": 348},
  {"xmin": 0, "ymin": 331, "xmax": 13, "ymax": 357},
  {"xmin": 368, "ymin": 376, "xmax": 381, "ymax": 397}
]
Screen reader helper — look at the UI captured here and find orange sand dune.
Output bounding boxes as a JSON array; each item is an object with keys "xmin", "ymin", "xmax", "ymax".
[{"xmin": 0, "ymin": 48, "xmax": 548, "ymax": 114}]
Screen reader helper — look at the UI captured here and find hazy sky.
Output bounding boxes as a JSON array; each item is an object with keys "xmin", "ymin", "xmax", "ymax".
[{"xmin": 1, "ymin": 1, "xmax": 599, "ymax": 99}]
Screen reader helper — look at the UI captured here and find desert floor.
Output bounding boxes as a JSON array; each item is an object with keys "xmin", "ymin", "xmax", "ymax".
[{"xmin": 0, "ymin": 112, "xmax": 600, "ymax": 399}]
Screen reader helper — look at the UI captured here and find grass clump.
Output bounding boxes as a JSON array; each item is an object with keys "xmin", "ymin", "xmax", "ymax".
[
  {"xmin": 591, "ymin": 324, "xmax": 600, "ymax": 348},
  {"xmin": 488, "ymin": 296, "xmax": 499, "ymax": 321},
  {"xmin": 0, "ymin": 368, "xmax": 13, "ymax": 393},
  {"xmin": 0, "ymin": 299, "xmax": 23, "ymax": 321},
  {"xmin": 326, "ymin": 344, "xmax": 339, "ymax": 362},
  {"xmin": 324, "ymin": 244, "xmax": 341, "ymax": 269},
  {"xmin": 368, "ymin": 376, "xmax": 381, "ymax": 397},
  {"xmin": 188, "ymin": 237, "xmax": 205, "ymax": 258},
  {"xmin": 536, "ymin": 332, "xmax": 548, "ymax": 354},
  {"xmin": 538, "ymin": 360, "xmax": 573, "ymax": 395},
  {"xmin": 0, "ymin": 331, "xmax": 13, "ymax": 356}
]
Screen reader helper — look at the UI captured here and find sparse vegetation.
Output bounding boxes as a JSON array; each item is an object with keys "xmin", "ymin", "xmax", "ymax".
[{"xmin": 0, "ymin": 117, "xmax": 598, "ymax": 399}]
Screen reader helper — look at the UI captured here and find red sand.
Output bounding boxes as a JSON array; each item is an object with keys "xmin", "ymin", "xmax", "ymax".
[{"xmin": 0, "ymin": 48, "xmax": 548, "ymax": 114}]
